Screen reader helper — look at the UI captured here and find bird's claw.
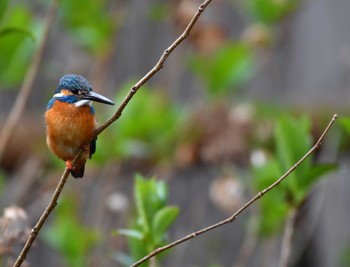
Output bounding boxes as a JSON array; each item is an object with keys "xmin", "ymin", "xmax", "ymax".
[{"xmin": 66, "ymin": 160, "xmax": 75, "ymax": 170}]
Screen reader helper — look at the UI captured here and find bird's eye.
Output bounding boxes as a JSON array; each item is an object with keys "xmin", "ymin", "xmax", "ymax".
[{"xmin": 72, "ymin": 88, "xmax": 82, "ymax": 95}]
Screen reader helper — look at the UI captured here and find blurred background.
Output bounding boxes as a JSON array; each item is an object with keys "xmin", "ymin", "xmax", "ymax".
[{"xmin": 0, "ymin": 0, "xmax": 350, "ymax": 266}]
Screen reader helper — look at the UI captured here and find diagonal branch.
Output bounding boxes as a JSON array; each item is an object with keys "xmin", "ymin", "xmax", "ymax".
[
  {"xmin": 95, "ymin": 0, "xmax": 212, "ymax": 135},
  {"xmin": 0, "ymin": 0, "xmax": 59, "ymax": 161},
  {"xmin": 13, "ymin": 1, "xmax": 213, "ymax": 266},
  {"xmin": 129, "ymin": 114, "xmax": 338, "ymax": 267}
]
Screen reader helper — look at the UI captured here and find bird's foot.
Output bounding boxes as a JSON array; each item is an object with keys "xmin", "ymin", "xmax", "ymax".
[{"xmin": 66, "ymin": 160, "xmax": 75, "ymax": 170}]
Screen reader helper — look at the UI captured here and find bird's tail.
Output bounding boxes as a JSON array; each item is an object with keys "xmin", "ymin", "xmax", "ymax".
[{"xmin": 71, "ymin": 158, "xmax": 86, "ymax": 178}]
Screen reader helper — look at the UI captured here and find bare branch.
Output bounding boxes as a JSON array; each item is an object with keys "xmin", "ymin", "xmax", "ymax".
[
  {"xmin": 278, "ymin": 207, "xmax": 297, "ymax": 267},
  {"xmin": 129, "ymin": 114, "xmax": 338, "ymax": 267},
  {"xmin": 13, "ymin": 0, "xmax": 213, "ymax": 266},
  {"xmin": 0, "ymin": 0, "xmax": 59, "ymax": 161},
  {"xmin": 95, "ymin": 0, "xmax": 213, "ymax": 135},
  {"xmin": 13, "ymin": 167, "xmax": 72, "ymax": 267}
]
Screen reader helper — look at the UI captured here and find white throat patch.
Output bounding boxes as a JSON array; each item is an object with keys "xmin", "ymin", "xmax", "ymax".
[{"xmin": 75, "ymin": 100, "xmax": 92, "ymax": 107}]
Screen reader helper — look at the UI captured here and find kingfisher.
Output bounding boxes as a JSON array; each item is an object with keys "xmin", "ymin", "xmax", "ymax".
[{"xmin": 45, "ymin": 74, "xmax": 114, "ymax": 178}]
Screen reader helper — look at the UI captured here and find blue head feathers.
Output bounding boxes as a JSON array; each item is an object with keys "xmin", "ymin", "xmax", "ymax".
[
  {"xmin": 48, "ymin": 74, "xmax": 114, "ymax": 111},
  {"xmin": 55, "ymin": 74, "xmax": 93, "ymax": 94}
]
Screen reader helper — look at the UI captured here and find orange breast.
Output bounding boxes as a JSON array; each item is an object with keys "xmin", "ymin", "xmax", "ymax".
[{"xmin": 45, "ymin": 100, "xmax": 97, "ymax": 161}]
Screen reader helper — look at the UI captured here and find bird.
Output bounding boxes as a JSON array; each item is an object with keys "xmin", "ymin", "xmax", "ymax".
[{"xmin": 45, "ymin": 74, "xmax": 114, "ymax": 178}]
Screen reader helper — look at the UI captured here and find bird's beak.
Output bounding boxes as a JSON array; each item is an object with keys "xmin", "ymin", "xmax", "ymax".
[{"xmin": 82, "ymin": 91, "xmax": 114, "ymax": 105}]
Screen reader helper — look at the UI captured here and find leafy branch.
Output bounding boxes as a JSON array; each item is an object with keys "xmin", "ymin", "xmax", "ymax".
[
  {"xmin": 129, "ymin": 114, "xmax": 337, "ymax": 267},
  {"xmin": 13, "ymin": 0, "xmax": 213, "ymax": 266}
]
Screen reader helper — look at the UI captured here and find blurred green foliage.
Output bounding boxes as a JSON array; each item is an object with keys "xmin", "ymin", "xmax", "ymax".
[
  {"xmin": 339, "ymin": 117, "xmax": 350, "ymax": 135},
  {"xmin": 339, "ymin": 245, "xmax": 350, "ymax": 267},
  {"xmin": 96, "ymin": 83, "xmax": 184, "ymax": 163},
  {"xmin": 252, "ymin": 115, "xmax": 336, "ymax": 235},
  {"xmin": 43, "ymin": 196, "xmax": 100, "ymax": 267},
  {"xmin": 60, "ymin": 0, "xmax": 116, "ymax": 54},
  {"xmin": 0, "ymin": 0, "xmax": 119, "ymax": 87},
  {"xmin": 0, "ymin": 3, "xmax": 36, "ymax": 86},
  {"xmin": 0, "ymin": 0, "xmax": 8, "ymax": 22},
  {"xmin": 114, "ymin": 174, "xmax": 179, "ymax": 266},
  {"xmin": 245, "ymin": 0, "xmax": 297, "ymax": 24},
  {"xmin": 0, "ymin": 0, "xmax": 337, "ymax": 265},
  {"xmin": 190, "ymin": 42, "xmax": 253, "ymax": 98}
]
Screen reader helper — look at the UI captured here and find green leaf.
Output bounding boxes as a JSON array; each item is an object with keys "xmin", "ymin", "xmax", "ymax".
[
  {"xmin": 274, "ymin": 115, "xmax": 312, "ymax": 197},
  {"xmin": 60, "ymin": 0, "xmax": 115, "ymax": 53},
  {"xmin": 0, "ymin": 26, "xmax": 35, "ymax": 40},
  {"xmin": 191, "ymin": 42, "xmax": 253, "ymax": 96},
  {"xmin": 245, "ymin": 0, "xmax": 297, "ymax": 24},
  {"xmin": 253, "ymin": 115, "xmax": 337, "ymax": 235},
  {"xmin": 0, "ymin": 0, "xmax": 8, "ymax": 22},
  {"xmin": 295, "ymin": 163, "xmax": 337, "ymax": 202},
  {"xmin": 116, "ymin": 229, "xmax": 144, "ymax": 240},
  {"xmin": 134, "ymin": 175, "xmax": 152, "ymax": 234},
  {"xmin": 155, "ymin": 179, "xmax": 168, "ymax": 206},
  {"xmin": 0, "ymin": 5, "xmax": 35, "ymax": 86},
  {"xmin": 253, "ymin": 157, "xmax": 290, "ymax": 235},
  {"xmin": 339, "ymin": 117, "xmax": 350, "ymax": 135},
  {"xmin": 95, "ymin": 83, "xmax": 183, "ymax": 163},
  {"xmin": 152, "ymin": 206, "xmax": 179, "ymax": 243}
]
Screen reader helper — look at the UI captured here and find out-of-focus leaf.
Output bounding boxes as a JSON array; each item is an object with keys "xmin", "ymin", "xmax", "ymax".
[
  {"xmin": 96, "ymin": 84, "xmax": 183, "ymax": 162},
  {"xmin": 252, "ymin": 157, "xmax": 289, "ymax": 235},
  {"xmin": 152, "ymin": 206, "xmax": 179, "ymax": 243},
  {"xmin": 295, "ymin": 163, "xmax": 337, "ymax": 202},
  {"xmin": 134, "ymin": 175, "xmax": 152, "ymax": 234},
  {"xmin": 0, "ymin": 26, "xmax": 35, "ymax": 40},
  {"xmin": 274, "ymin": 115, "xmax": 312, "ymax": 198},
  {"xmin": 0, "ymin": 5, "xmax": 35, "ymax": 86},
  {"xmin": 252, "ymin": 114, "xmax": 336, "ymax": 236},
  {"xmin": 119, "ymin": 175, "xmax": 177, "ymax": 265},
  {"xmin": 245, "ymin": 0, "xmax": 297, "ymax": 24},
  {"xmin": 339, "ymin": 117, "xmax": 350, "ymax": 135},
  {"xmin": 191, "ymin": 42, "xmax": 253, "ymax": 96},
  {"xmin": 155, "ymin": 179, "xmax": 168, "ymax": 206},
  {"xmin": 60, "ymin": 0, "xmax": 115, "ymax": 53},
  {"xmin": 259, "ymin": 192, "xmax": 289, "ymax": 235},
  {"xmin": 0, "ymin": 0, "xmax": 8, "ymax": 22},
  {"xmin": 116, "ymin": 229, "xmax": 144, "ymax": 240}
]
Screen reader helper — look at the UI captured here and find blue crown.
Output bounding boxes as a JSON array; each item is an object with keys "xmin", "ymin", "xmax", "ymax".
[{"xmin": 55, "ymin": 74, "xmax": 93, "ymax": 94}]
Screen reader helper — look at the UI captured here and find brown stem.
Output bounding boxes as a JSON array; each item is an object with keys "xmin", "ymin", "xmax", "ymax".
[
  {"xmin": 278, "ymin": 207, "xmax": 298, "ymax": 267},
  {"xmin": 129, "ymin": 114, "xmax": 338, "ymax": 267},
  {"xmin": 13, "ymin": 1, "xmax": 213, "ymax": 266}
]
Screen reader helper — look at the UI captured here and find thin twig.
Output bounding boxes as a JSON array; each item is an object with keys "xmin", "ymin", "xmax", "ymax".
[
  {"xmin": 0, "ymin": 0, "xmax": 59, "ymax": 162},
  {"xmin": 95, "ymin": 0, "xmax": 213, "ymax": 135},
  {"xmin": 13, "ymin": 166, "xmax": 73, "ymax": 267},
  {"xmin": 129, "ymin": 114, "xmax": 338, "ymax": 267},
  {"xmin": 13, "ymin": 1, "xmax": 213, "ymax": 266},
  {"xmin": 278, "ymin": 207, "xmax": 297, "ymax": 267}
]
